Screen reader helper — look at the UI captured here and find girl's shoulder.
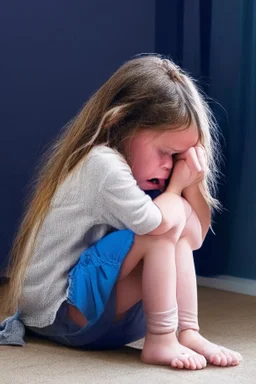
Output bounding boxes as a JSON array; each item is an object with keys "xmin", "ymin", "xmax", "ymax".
[
  {"xmin": 86, "ymin": 145, "xmax": 129, "ymax": 172},
  {"xmin": 81, "ymin": 145, "xmax": 134, "ymax": 193},
  {"xmin": 88, "ymin": 144, "xmax": 125, "ymax": 160}
]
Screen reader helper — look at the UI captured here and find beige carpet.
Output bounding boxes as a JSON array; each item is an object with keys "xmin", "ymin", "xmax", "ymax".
[{"xmin": 0, "ymin": 287, "xmax": 255, "ymax": 384}]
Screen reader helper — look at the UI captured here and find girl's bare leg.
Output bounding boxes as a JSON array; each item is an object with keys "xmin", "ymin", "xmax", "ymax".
[
  {"xmin": 116, "ymin": 230, "xmax": 206, "ymax": 370},
  {"xmin": 176, "ymin": 211, "xmax": 243, "ymax": 367}
]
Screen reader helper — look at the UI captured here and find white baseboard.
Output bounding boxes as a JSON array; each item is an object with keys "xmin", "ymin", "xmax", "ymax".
[{"xmin": 197, "ymin": 275, "xmax": 256, "ymax": 297}]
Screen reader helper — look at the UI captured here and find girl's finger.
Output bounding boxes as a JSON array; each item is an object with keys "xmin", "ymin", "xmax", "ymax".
[
  {"xmin": 186, "ymin": 147, "xmax": 202, "ymax": 172},
  {"xmin": 195, "ymin": 146, "xmax": 207, "ymax": 172}
]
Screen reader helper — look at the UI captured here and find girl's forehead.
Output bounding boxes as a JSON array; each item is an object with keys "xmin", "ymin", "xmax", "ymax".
[
  {"xmin": 132, "ymin": 123, "xmax": 199, "ymax": 152},
  {"xmin": 157, "ymin": 124, "xmax": 199, "ymax": 149}
]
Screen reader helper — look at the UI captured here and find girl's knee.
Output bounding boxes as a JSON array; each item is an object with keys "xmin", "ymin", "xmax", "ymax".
[
  {"xmin": 120, "ymin": 229, "xmax": 179, "ymax": 276},
  {"xmin": 119, "ymin": 206, "xmax": 189, "ymax": 280},
  {"xmin": 132, "ymin": 232, "xmax": 174, "ymax": 257},
  {"xmin": 144, "ymin": 223, "xmax": 185, "ymax": 248},
  {"xmin": 136, "ymin": 198, "xmax": 201, "ymax": 250}
]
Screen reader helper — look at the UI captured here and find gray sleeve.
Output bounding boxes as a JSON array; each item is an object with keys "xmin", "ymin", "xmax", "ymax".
[{"xmin": 99, "ymin": 165, "xmax": 162, "ymax": 235}]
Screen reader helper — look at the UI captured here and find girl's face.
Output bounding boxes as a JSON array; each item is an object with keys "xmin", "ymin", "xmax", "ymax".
[{"xmin": 124, "ymin": 124, "xmax": 199, "ymax": 191}]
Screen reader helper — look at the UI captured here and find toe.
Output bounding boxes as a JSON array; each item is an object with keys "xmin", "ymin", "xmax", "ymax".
[
  {"xmin": 219, "ymin": 351, "xmax": 228, "ymax": 367},
  {"xmin": 222, "ymin": 348, "xmax": 243, "ymax": 365},
  {"xmin": 221, "ymin": 350, "xmax": 233, "ymax": 366},
  {"xmin": 210, "ymin": 353, "xmax": 221, "ymax": 365},
  {"xmin": 177, "ymin": 360, "xmax": 184, "ymax": 369},
  {"xmin": 230, "ymin": 352, "xmax": 240, "ymax": 366},
  {"xmin": 171, "ymin": 358, "xmax": 184, "ymax": 369},
  {"xmin": 176, "ymin": 359, "xmax": 185, "ymax": 369},
  {"xmin": 171, "ymin": 357, "xmax": 178, "ymax": 368},
  {"xmin": 235, "ymin": 351, "xmax": 243, "ymax": 362},
  {"xmin": 195, "ymin": 359, "xmax": 203, "ymax": 370},
  {"xmin": 200, "ymin": 355, "xmax": 207, "ymax": 368},
  {"xmin": 193, "ymin": 356, "xmax": 203, "ymax": 370},
  {"xmin": 231, "ymin": 352, "xmax": 241, "ymax": 365},
  {"xmin": 180, "ymin": 356, "xmax": 190, "ymax": 369},
  {"xmin": 188, "ymin": 356, "xmax": 197, "ymax": 370}
]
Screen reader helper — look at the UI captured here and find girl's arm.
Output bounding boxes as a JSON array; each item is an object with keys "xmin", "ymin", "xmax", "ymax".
[
  {"xmin": 150, "ymin": 153, "xmax": 205, "ymax": 236},
  {"xmin": 182, "ymin": 184, "xmax": 211, "ymax": 240},
  {"xmin": 175, "ymin": 145, "xmax": 211, "ymax": 240},
  {"xmin": 149, "ymin": 191, "xmax": 185, "ymax": 235}
]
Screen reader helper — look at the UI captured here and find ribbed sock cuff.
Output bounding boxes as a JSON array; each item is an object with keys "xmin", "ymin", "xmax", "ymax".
[{"xmin": 146, "ymin": 306, "xmax": 178, "ymax": 334}]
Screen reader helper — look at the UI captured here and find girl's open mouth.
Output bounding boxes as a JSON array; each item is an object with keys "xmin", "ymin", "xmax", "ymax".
[{"xmin": 147, "ymin": 178, "xmax": 166, "ymax": 190}]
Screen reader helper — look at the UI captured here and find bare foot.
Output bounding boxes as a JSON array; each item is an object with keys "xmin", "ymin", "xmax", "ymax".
[
  {"xmin": 179, "ymin": 329, "xmax": 243, "ymax": 367},
  {"xmin": 141, "ymin": 331, "xmax": 207, "ymax": 370}
]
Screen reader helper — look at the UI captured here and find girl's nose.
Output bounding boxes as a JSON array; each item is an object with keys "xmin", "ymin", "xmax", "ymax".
[{"xmin": 162, "ymin": 155, "xmax": 173, "ymax": 170}]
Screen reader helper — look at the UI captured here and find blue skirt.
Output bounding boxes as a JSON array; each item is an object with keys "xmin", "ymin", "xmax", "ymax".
[{"xmin": 29, "ymin": 229, "xmax": 146, "ymax": 349}]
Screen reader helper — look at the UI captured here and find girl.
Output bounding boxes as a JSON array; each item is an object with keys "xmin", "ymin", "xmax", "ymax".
[{"xmin": 0, "ymin": 55, "xmax": 242, "ymax": 370}]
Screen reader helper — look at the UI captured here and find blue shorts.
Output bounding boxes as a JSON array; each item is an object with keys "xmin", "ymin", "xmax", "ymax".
[{"xmin": 29, "ymin": 229, "xmax": 146, "ymax": 350}]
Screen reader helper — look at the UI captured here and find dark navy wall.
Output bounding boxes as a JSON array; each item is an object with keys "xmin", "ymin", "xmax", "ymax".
[
  {"xmin": 155, "ymin": 0, "xmax": 256, "ymax": 280},
  {"xmin": 3, "ymin": 1, "xmax": 253, "ymax": 281},
  {"xmin": 0, "ymin": 1, "xmax": 155, "ymax": 272}
]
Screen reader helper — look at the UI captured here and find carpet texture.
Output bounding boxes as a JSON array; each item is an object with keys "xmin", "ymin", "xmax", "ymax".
[{"xmin": 0, "ymin": 287, "xmax": 255, "ymax": 384}]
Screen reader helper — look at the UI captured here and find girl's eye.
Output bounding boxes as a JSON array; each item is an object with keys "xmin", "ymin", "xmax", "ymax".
[{"xmin": 160, "ymin": 150, "xmax": 172, "ymax": 157}]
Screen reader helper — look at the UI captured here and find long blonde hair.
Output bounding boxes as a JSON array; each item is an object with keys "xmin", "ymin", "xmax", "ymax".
[{"xmin": 1, "ymin": 55, "xmax": 221, "ymax": 315}]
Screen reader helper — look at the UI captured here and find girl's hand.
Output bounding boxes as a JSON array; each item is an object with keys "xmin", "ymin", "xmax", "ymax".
[
  {"xmin": 166, "ymin": 146, "xmax": 207, "ymax": 195},
  {"xmin": 193, "ymin": 145, "xmax": 208, "ymax": 176}
]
